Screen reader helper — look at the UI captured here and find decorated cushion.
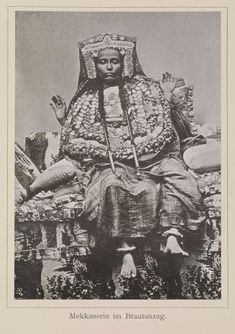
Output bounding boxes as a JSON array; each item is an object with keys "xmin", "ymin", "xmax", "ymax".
[
  {"xmin": 15, "ymin": 143, "xmax": 41, "ymax": 189},
  {"xmin": 25, "ymin": 132, "xmax": 61, "ymax": 171},
  {"xmin": 183, "ymin": 140, "xmax": 220, "ymax": 173},
  {"xmin": 29, "ymin": 158, "xmax": 77, "ymax": 195}
]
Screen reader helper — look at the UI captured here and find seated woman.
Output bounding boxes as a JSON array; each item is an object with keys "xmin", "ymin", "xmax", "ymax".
[{"xmin": 50, "ymin": 33, "xmax": 203, "ymax": 278}]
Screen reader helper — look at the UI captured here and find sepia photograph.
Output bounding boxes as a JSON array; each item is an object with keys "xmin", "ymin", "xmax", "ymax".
[{"xmin": 14, "ymin": 10, "xmax": 222, "ymax": 300}]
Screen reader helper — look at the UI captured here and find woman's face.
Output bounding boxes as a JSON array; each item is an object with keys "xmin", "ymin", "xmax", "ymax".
[{"xmin": 96, "ymin": 48, "xmax": 122, "ymax": 85}]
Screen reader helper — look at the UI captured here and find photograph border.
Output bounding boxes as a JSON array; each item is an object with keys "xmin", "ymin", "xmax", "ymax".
[{"xmin": 6, "ymin": 5, "xmax": 228, "ymax": 309}]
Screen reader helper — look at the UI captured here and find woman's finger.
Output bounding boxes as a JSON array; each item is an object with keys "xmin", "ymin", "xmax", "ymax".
[
  {"xmin": 50, "ymin": 102, "xmax": 57, "ymax": 112},
  {"xmin": 51, "ymin": 96, "xmax": 59, "ymax": 107},
  {"xmin": 56, "ymin": 95, "xmax": 64, "ymax": 106}
]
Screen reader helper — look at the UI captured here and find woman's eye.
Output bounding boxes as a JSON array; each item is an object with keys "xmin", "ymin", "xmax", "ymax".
[
  {"xmin": 97, "ymin": 58, "xmax": 120, "ymax": 65},
  {"xmin": 98, "ymin": 59, "xmax": 106, "ymax": 64}
]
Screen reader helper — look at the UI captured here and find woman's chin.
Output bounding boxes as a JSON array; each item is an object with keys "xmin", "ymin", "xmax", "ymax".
[
  {"xmin": 99, "ymin": 75, "xmax": 121, "ymax": 86},
  {"xmin": 103, "ymin": 79, "xmax": 119, "ymax": 86}
]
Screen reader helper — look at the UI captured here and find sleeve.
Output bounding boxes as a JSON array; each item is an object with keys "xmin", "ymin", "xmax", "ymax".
[{"xmin": 169, "ymin": 82, "xmax": 198, "ymax": 140}]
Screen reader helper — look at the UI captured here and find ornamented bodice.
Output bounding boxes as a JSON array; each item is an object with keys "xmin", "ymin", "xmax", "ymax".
[{"xmin": 61, "ymin": 75, "xmax": 174, "ymax": 162}]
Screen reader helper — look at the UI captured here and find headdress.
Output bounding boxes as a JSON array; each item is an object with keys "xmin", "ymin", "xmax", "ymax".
[{"xmin": 77, "ymin": 32, "xmax": 145, "ymax": 87}]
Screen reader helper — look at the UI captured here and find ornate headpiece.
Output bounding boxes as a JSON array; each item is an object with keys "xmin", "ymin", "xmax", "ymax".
[{"xmin": 79, "ymin": 33, "xmax": 136, "ymax": 79}]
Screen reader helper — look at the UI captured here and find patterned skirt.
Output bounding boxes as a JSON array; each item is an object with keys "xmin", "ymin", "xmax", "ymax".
[{"xmin": 81, "ymin": 158, "xmax": 203, "ymax": 247}]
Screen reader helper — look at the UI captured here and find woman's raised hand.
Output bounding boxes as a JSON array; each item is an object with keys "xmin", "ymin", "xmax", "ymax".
[
  {"xmin": 160, "ymin": 72, "xmax": 176, "ymax": 101},
  {"xmin": 50, "ymin": 95, "xmax": 67, "ymax": 125},
  {"xmin": 160, "ymin": 72, "xmax": 176, "ymax": 93}
]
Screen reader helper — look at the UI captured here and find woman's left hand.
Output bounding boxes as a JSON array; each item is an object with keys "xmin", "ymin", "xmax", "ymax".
[{"xmin": 160, "ymin": 72, "xmax": 176, "ymax": 97}]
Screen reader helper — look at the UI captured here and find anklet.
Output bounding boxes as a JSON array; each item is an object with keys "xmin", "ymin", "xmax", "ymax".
[
  {"xmin": 116, "ymin": 245, "xmax": 136, "ymax": 252},
  {"xmin": 162, "ymin": 228, "xmax": 183, "ymax": 238}
]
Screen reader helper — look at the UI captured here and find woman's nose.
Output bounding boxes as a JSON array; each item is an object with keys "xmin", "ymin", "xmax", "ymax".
[{"xmin": 106, "ymin": 62, "xmax": 113, "ymax": 70}]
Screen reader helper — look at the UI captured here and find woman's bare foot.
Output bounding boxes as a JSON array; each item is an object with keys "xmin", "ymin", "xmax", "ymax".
[
  {"xmin": 117, "ymin": 240, "xmax": 137, "ymax": 278},
  {"xmin": 161, "ymin": 235, "xmax": 188, "ymax": 257},
  {"xmin": 121, "ymin": 253, "xmax": 137, "ymax": 278}
]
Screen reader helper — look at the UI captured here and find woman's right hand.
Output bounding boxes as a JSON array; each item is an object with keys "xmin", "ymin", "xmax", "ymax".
[{"xmin": 50, "ymin": 95, "xmax": 67, "ymax": 125}]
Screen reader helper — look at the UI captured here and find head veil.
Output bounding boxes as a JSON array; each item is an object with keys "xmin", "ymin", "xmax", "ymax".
[{"xmin": 69, "ymin": 33, "xmax": 146, "ymax": 105}]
